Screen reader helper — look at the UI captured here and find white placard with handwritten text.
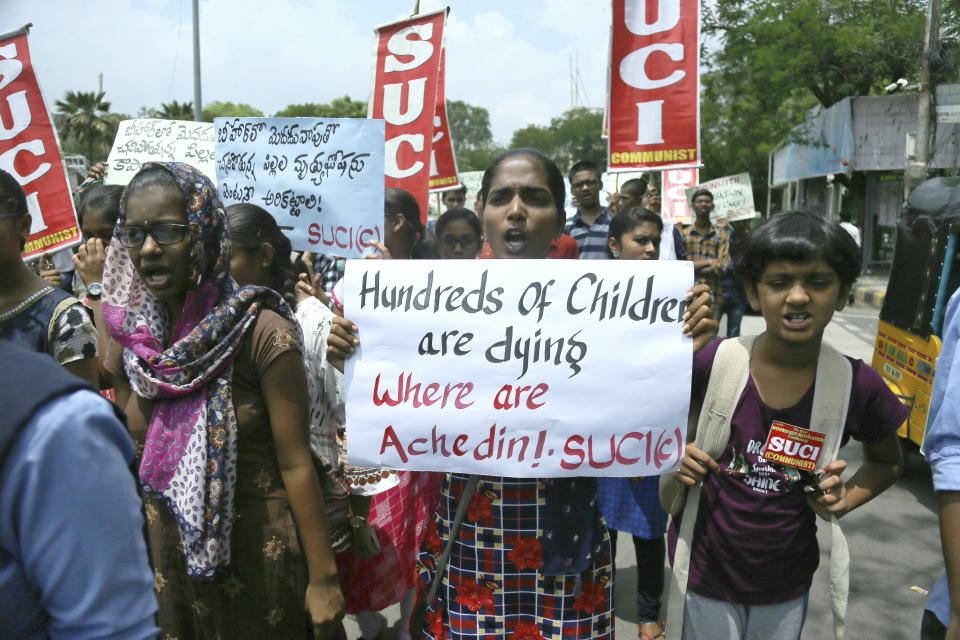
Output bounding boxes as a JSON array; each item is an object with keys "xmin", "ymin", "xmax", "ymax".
[
  {"xmin": 105, "ymin": 119, "xmax": 216, "ymax": 185},
  {"xmin": 344, "ymin": 259, "xmax": 693, "ymax": 477}
]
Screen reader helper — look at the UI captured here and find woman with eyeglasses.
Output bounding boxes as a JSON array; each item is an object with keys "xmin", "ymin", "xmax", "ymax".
[
  {"xmin": 435, "ymin": 207, "xmax": 482, "ymax": 260},
  {"xmin": 0, "ymin": 169, "xmax": 99, "ymax": 387},
  {"xmin": 98, "ymin": 162, "xmax": 345, "ymax": 639}
]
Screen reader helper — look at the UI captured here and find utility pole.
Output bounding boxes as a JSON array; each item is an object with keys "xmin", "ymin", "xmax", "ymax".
[
  {"xmin": 905, "ymin": 0, "xmax": 941, "ymax": 199},
  {"xmin": 192, "ymin": 0, "xmax": 202, "ymax": 122}
]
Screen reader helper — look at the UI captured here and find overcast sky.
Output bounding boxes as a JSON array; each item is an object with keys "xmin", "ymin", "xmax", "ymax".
[{"xmin": 2, "ymin": 0, "xmax": 612, "ymax": 143}]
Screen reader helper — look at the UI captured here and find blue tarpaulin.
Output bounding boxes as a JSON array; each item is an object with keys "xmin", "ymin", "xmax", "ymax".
[{"xmin": 777, "ymin": 98, "xmax": 855, "ymax": 181}]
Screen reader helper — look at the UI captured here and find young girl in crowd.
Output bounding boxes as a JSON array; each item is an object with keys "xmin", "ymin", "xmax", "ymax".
[
  {"xmin": 435, "ymin": 207, "xmax": 483, "ymax": 260},
  {"xmin": 72, "ymin": 183, "xmax": 124, "ymax": 391},
  {"xmin": 672, "ymin": 211, "xmax": 906, "ymax": 639},
  {"xmin": 98, "ymin": 162, "xmax": 344, "ymax": 639},
  {"xmin": 335, "ymin": 188, "xmax": 442, "ymax": 640},
  {"xmin": 328, "ymin": 149, "xmax": 716, "ymax": 640},
  {"xmin": 0, "ymin": 169, "xmax": 99, "ymax": 387},
  {"xmin": 226, "ymin": 202, "xmax": 381, "ymax": 572},
  {"xmin": 599, "ymin": 207, "xmax": 672, "ymax": 640}
]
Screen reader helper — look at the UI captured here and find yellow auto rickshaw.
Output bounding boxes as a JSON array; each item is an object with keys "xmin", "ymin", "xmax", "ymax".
[{"xmin": 872, "ymin": 177, "xmax": 960, "ymax": 449}]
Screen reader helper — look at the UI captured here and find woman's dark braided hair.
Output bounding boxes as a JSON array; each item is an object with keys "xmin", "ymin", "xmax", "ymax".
[
  {"xmin": 385, "ymin": 187, "xmax": 426, "ymax": 259},
  {"xmin": 225, "ymin": 203, "xmax": 298, "ymax": 308}
]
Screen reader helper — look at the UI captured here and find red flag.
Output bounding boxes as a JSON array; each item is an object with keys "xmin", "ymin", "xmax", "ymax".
[
  {"xmin": 608, "ymin": 0, "xmax": 700, "ymax": 171},
  {"xmin": 369, "ymin": 9, "xmax": 447, "ymax": 223},
  {"xmin": 429, "ymin": 49, "xmax": 460, "ymax": 192},
  {"xmin": 0, "ymin": 26, "xmax": 80, "ymax": 260}
]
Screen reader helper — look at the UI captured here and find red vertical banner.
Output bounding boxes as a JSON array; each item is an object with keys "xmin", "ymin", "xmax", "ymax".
[
  {"xmin": 369, "ymin": 9, "xmax": 447, "ymax": 223},
  {"xmin": 0, "ymin": 26, "xmax": 80, "ymax": 260},
  {"xmin": 429, "ymin": 49, "xmax": 460, "ymax": 192},
  {"xmin": 661, "ymin": 167, "xmax": 698, "ymax": 223},
  {"xmin": 608, "ymin": 0, "xmax": 700, "ymax": 172}
]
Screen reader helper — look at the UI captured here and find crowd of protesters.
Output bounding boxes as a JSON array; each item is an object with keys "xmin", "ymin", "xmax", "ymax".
[{"xmin": 0, "ymin": 146, "xmax": 924, "ymax": 640}]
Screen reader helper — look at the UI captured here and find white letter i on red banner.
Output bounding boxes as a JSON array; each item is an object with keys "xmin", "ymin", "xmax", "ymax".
[{"xmin": 635, "ymin": 100, "xmax": 665, "ymax": 144}]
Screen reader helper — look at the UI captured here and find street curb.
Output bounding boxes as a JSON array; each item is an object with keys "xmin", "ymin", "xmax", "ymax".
[{"xmin": 851, "ymin": 282, "xmax": 886, "ymax": 310}]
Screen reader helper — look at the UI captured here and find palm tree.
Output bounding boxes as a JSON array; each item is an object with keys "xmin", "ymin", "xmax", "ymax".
[
  {"xmin": 158, "ymin": 100, "xmax": 194, "ymax": 120},
  {"xmin": 55, "ymin": 90, "xmax": 112, "ymax": 162}
]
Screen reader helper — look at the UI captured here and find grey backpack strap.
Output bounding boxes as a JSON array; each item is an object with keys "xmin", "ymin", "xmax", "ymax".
[
  {"xmin": 663, "ymin": 337, "xmax": 753, "ymax": 640},
  {"xmin": 810, "ymin": 343, "xmax": 854, "ymax": 640},
  {"xmin": 660, "ymin": 336, "xmax": 755, "ymax": 515}
]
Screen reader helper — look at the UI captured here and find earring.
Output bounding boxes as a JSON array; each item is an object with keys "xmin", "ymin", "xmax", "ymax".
[{"xmin": 612, "ymin": 250, "xmax": 620, "ymax": 258}]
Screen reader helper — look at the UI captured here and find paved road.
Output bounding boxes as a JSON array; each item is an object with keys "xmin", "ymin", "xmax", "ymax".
[{"xmin": 344, "ymin": 303, "xmax": 944, "ymax": 639}]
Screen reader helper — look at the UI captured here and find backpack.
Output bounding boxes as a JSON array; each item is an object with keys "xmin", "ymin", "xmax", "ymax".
[{"xmin": 660, "ymin": 336, "xmax": 853, "ymax": 640}]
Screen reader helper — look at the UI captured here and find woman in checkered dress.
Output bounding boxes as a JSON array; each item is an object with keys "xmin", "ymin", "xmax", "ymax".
[{"xmin": 329, "ymin": 150, "xmax": 716, "ymax": 640}]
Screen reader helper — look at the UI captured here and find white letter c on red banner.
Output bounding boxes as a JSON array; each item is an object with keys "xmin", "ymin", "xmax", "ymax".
[
  {"xmin": 386, "ymin": 134, "xmax": 425, "ymax": 179},
  {"xmin": 619, "ymin": 43, "xmax": 685, "ymax": 90}
]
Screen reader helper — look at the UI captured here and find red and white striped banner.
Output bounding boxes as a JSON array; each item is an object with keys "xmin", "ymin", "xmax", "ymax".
[
  {"xmin": 608, "ymin": 0, "xmax": 700, "ymax": 172},
  {"xmin": 369, "ymin": 9, "xmax": 447, "ymax": 222},
  {"xmin": 0, "ymin": 26, "xmax": 80, "ymax": 260},
  {"xmin": 429, "ymin": 49, "xmax": 460, "ymax": 192},
  {"xmin": 661, "ymin": 167, "xmax": 698, "ymax": 223}
]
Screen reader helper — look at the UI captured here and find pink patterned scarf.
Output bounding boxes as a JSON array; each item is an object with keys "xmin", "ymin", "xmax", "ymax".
[{"xmin": 102, "ymin": 162, "xmax": 295, "ymax": 578}]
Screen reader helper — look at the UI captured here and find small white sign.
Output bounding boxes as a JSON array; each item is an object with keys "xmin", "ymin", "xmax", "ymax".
[{"xmin": 106, "ymin": 119, "xmax": 216, "ymax": 185}]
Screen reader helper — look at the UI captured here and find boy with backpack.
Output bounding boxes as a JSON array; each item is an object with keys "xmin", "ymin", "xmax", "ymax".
[{"xmin": 666, "ymin": 211, "xmax": 906, "ymax": 639}]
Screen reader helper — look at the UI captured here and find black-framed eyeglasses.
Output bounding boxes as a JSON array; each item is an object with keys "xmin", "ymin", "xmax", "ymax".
[
  {"xmin": 440, "ymin": 234, "xmax": 480, "ymax": 249},
  {"xmin": 116, "ymin": 223, "xmax": 191, "ymax": 248},
  {"xmin": 571, "ymin": 179, "xmax": 601, "ymax": 190}
]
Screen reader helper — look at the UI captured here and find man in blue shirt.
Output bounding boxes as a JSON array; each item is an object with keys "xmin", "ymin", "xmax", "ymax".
[
  {"xmin": 0, "ymin": 346, "xmax": 158, "ymax": 639},
  {"xmin": 922, "ymin": 288, "xmax": 960, "ymax": 639},
  {"xmin": 567, "ymin": 160, "xmax": 611, "ymax": 260}
]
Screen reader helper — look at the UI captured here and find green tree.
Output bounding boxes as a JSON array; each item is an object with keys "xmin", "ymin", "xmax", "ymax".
[
  {"xmin": 159, "ymin": 100, "xmax": 194, "ymax": 120},
  {"xmin": 54, "ymin": 90, "xmax": 112, "ymax": 162},
  {"xmin": 201, "ymin": 101, "xmax": 264, "ymax": 122},
  {"xmin": 274, "ymin": 96, "xmax": 367, "ymax": 118},
  {"xmin": 509, "ymin": 107, "xmax": 605, "ymax": 172},
  {"xmin": 699, "ymin": 0, "xmax": 938, "ymax": 200},
  {"xmin": 446, "ymin": 99, "xmax": 502, "ymax": 171}
]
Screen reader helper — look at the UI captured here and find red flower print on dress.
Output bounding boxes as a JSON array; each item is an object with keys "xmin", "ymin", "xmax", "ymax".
[
  {"xmin": 510, "ymin": 620, "xmax": 546, "ymax": 640},
  {"xmin": 507, "ymin": 537, "xmax": 542, "ymax": 570},
  {"xmin": 424, "ymin": 520, "xmax": 443, "ymax": 555},
  {"xmin": 454, "ymin": 580, "xmax": 495, "ymax": 612},
  {"xmin": 428, "ymin": 609, "xmax": 446, "ymax": 640},
  {"xmin": 467, "ymin": 492, "xmax": 493, "ymax": 524},
  {"xmin": 572, "ymin": 580, "xmax": 606, "ymax": 614}
]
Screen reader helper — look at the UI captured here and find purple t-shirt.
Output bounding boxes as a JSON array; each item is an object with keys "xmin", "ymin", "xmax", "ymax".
[{"xmin": 668, "ymin": 338, "xmax": 907, "ymax": 605}]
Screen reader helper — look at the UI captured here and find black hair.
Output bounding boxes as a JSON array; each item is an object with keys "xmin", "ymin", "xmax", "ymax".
[
  {"xmin": 735, "ymin": 209, "xmax": 861, "ymax": 288},
  {"xmin": 125, "ymin": 163, "xmax": 181, "ymax": 198},
  {"xmin": 480, "ymin": 148, "xmax": 566, "ymax": 226},
  {"xmin": 620, "ymin": 178, "xmax": 647, "ymax": 197},
  {"xmin": 435, "ymin": 207, "xmax": 482, "ymax": 241},
  {"xmin": 691, "ymin": 188, "xmax": 714, "ymax": 202},
  {"xmin": 839, "ymin": 209, "xmax": 852, "ymax": 223},
  {"xmin": 442, "ymin": 185, "xmax": 467, "ymax": 199},
  {"xmin": 0, "ymin": 169, "xmax": 27, "ymax": 218},
  {"xmin": 607, "ymin": 206, "xmax": 664, "ymax": 258},
  {"xmin": 77, "ymin": 184, "xmax": 124, "ymax": 227},
  {"xmin": 567, "ymin": 159, "xmax": 602, "ymax": 183},
  {"xmin": 384, "ymin": 187, "xmax": 426, "ymax": 259},
  {"xmin": 225, "ymin": 203, "xmax": 297, "ymax": 308}
]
